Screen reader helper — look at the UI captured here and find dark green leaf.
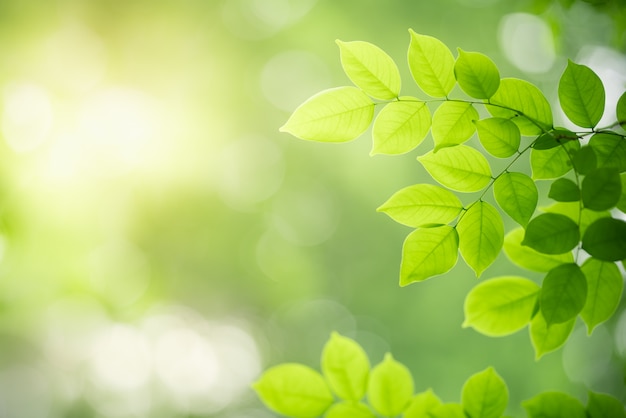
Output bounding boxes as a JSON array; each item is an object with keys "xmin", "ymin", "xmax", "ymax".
[
  {"xmin": 618, "ymin": 173, "xmax": 626, "ymax": 213},
  {"xmin": 504, "ymin": 228, "xmax": 574, "ymax": 272},
  {"xmin": 582, "ymin": 217, "xmax": 626, "ymax": 261},
  {"xmin": 417, "ymin": 145, "xmax": 492, "ymax": 192},
  {"xmin": 457, "ymin": 201, "xmax": 504, "ymax": 277},
  {"xmin": 580, "ymin": 258, "xmax": 623, "ymax": 334},
  {"xmin": 558, "ymin": 60, "xmax": 605, "ymax": 128},
  {"xmin": 582, "ymin": 167, "xmax": 621, "ymax": 211},
  {"xmin": 321, "ymin": 332, "xmax": 370, "ymax": 401},
  {"xmin": 461, "ymin": 367, "xmax": 508, "ymax": 418},
  {"xmin": 400, "ymin": 226, "xmax": 459, "ymax": 285},
  {"xmin": 522, "ymin": 213, "xmax": 579, "ymax": 255},
  {"xmin": 325, "ymin": 402, "xmax": 376, "ymax": 418},
  {"xmin": 540, "ymin": 263, "xmax": 587, "ymax": 325},
  {"xmin": 432, "ymin": 101, "xmax": 479, "ymax": 150},
  {"xmin": 572, "ymin": 145, "xmax": 597, "ymax": 175},
  {"xmin": 530, "ymin": 140, "xmax": 580, "ymax": 179},
  {"xmin": 367, "ymin": 353, "xmax": 414, "ymax": 416},
  {"xmin": 493, "ymin": 172, "xmax": 537, "ymax": 226},
  {"xmin": 529, "ymin": 311, "xmax": 575, "ymax": 360},
  {"xmin": 588, "ymin": 133, "xmax": 626, "ymax": 172},
  {"xmin": 534, "ymin": 129, "xmax": 579, "ymax": 150},
  {"xmin": 408, "ymin": 30, "xmax": 455, "ymax": 97},
  {"xmin": 617, "ymin": 92, "xmax": 626, "ymax": 129},
  {"xmin": 523, "ymin": 392, "xmax": 586, "ymax": 418},
  {"xmin": 541, "ymin": 201, "xmax": 610, "ymax": 236},
  {"xmin": 371, "ymin": 100, "xmax": 431, "ymax": 155},
  {"xmin": 454, "ymin": 49, "xmax": 500, "ymax": 99},
  {"xmin": 587, "ymin": 391, "xmax": 626, "ymax": 418},
  {"xmin": 548, "ymin": 178, "xmax": 580, "ymax": 202},
  {"xmin": 475, "ymin": 117, "xmax": 521, "ymax": 158},
  {"xmin": 404, "ymin": 390, "xmax": 443, "ymax": 418}
]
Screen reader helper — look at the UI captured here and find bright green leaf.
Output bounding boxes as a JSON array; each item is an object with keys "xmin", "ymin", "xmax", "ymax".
[
  {"xmin": 404, "ymin": 389, "xmax": 443, "ymax": 418},
  {"xmin": 523, "ymin": 392, "xmax": 586, "ymax": 418},
  {"xmin": 368, "ymin": 353, "xmax": 414, "ymax": 417},
  {"xmin": 540, "ymin": 263, "xmax": 587, "ymax": 325},
  {"xmin": 400, "ymin": 226, "xmax": 459, "ymax": 285},
  {"xmin": 587, "ymin": 391, "xmax": 626, "ymax": 418},
  {"xmin": 529, "ymin": 311, "xmax": 575, "ymax": 360},
  {"xmin": 572, "ymin": 145, "xmax": 597, "ymax": 175},
  {"xmin": 522, "ymin": 213, "xmax": 579, "ymax": 255},
  {"xmin": 558, "ymin": 60, "xmax": 605, "ymax": 128},
  {"xmin": 337, "ymin": 40, "xmax": 401, "ymax": 100},
  {"xmin": 580, "ymin": 258, "xmax": 623, "ymax": 334},
  {"xmin": 582, "ymin": 167, "xmax": 622, "ymax": 211},
  {"xmin": 461, "ymin": 367, "xmax": 508, "ymax": 418},
  {"xmin": 253, "ymin": 363, "xmax": 334, "ymax": 418},
  {"xmin": 582, "ymin": 217, "xmax": 626, "ymax": 261},
  {"xmin": 457, "ymin": 201, "xmax": 504, "ymax": 277},
  {"xmin": 463, "ymin": 276, "xmax": 540, "ymax": 337},
  {"xmin": 504, "ymin": 228, "xmax": 574, "ymax": 272},
  {"xmin": 377, "ymin": 183, "xmax": 463, "ymax": 228},
  {"xmin": 408, "ymin": 30, "xmax": 455, "ymax": 97},
  {"xmin": 280, "ymin": 87, "xmax": 375, "ymax": 142},
  {"xmin": 548, "ymin": 178, "xmax": 580, "ymax": 202},
  {"xmin": 418, "ymin": 145, "xmax": 492, "ymax": 192},
  {"xmin": 372, "ymin": 100, "xmax": 431, "ymax": 155},
  {"xmin": 432, "ymin": 101, "xmax": 479, "ymax": 150},
  {"xmin": 493, "ymin": 172, "xmax": 538, "ymax": 226},
  {"xmin": 325, "ymin": 402, "xmax": 376, "ymax": 418},
  {"xmin": 487, "ymin": 78, "xmax": 553, "ymax": 135},
  {"xmin": 617, "ymin": 92, "xmax": 626, "ymax": 129},
  {"xmin": 429, "ymin": 403, "xmax": 466, "ymax": 418},
  {"xmin": 321, "ymin": 332, "xmax": 370, "ymax": 401},
  {"xmin": 530, "ymin": 140, "xmax": 580, "ymax": 179},
  {"xmin": 475, "ymin": 117, "xmax": 521, "ymax": 158},
  {"xmin": 588, "ymin": 133, "xmax": 626, "ymax": 172},
  {"xmin": 454, "ymin": 49, "xmax": 500, "ymax": 99}
]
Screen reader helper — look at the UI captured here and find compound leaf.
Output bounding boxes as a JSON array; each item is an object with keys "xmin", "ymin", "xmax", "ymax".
[
  {"xmin": 582, "ymin": 167, "xmax": 622, "ymax": 211},
  {"xmin": 588, "ymin": 133, "xmax": 626, "ymax": 172},
  {"xmin": 587, "ymin": 392, "xmax": 626, "ymax": 418},
  {"xmin": 463, "ymin": 276, "xmax": 540, "ymax": 337},
  {"xmin": 418, "ymin": 145, "xmax": 492, "ymax": 192},
  {"xmin": 454, "ymin": 49, "xmax": 500, "ymax": 99},
  {"xmin": 408, "ymin": 30, "xmax": 455, "ymax": 97},
  {"xmin": 400, "ymin": 226, "xmax": 459, "ymax": 285},
  {"xmin": 461, "ymin": 367, "xmax": 508, "ymax": 418},
  {"xmin": 548, "ymin": 178, "xmax": 580, "ymax": 202},
  {"xmin": 404, "ymin": 389, "xmax": 443, "ymax": 418},
  {"xmin": 368, "ymin": 353, "xmax": 414, "ymax": 417},
  {"xmin": 530, "ymin": 140, "xmax": 580, "ymax": 179},
  {"xmin": 504, "ymin": 228, "xmax": 574, "ymax": 272},
  {"xmin": 321, "ymin": 332, "xmax": 370, "ymax": 401},
  {"xmin": 582, "ymin": 217, "xmax": 626, "ymax": 261},
  {"xmin": 475, "ymin": 117, "xmax": 521, "ymax": 158},
  {"xmin": 529, "ymin": 311, "xmax": 575, "ymax": 360},
  {"xmin": 372, "ymin": 100, "xmax": 431, "ymax": 155},
  {"xmin": 337, "ymin": 40, "xmax": 401, "ymax": 100},
  {"xmin": 522, "ymin": 213, "xmax": 579, "ymax": 255},
  {"xmin": 377, "ymin": 183, "xmax": 463, "ymax": 227},
  {"xmin": 432, "ymin": 101, "xmax": 479, "ymax": 150},
  {"xmin": 540, "ymin": 263, "xmax": 587, "ymax": 326},
  {"xmin": 493, "ymin": 172, "xmax": 537, "ymax": 226},
  {"xmin": 580, "ymin": 258, "xmax": 623, "ymax": 334},
  {"xmin": 618, "ymin": 92, "xmax": 626, "ymax": 129},
  {"xmin": 558, "ymin": 60, "xmax": 605, "ymax": 128},
  {"xmin": 280, "ymin": 87, "xmax": 374, "ymax": 142},
  {"xmin": 523, "ymin": 392, "xmax": 586, "ymax": 418},
  {"xmin": 325, "ymin": 402, "xmax": 376, "ymax": 418},
  {"xmin": 457, "ymin": 201, "xmax": 504, "ymax": 277}
]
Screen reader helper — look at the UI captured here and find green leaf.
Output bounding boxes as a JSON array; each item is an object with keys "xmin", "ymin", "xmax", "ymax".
[
  {"xmin": 280, "ymin": 87, "xmax": 375, "ymax": 142},
  {"xmin": 558, "ymin": 60, "xmax": 605, "ymax": 128},
  {"xmin": 404, "ymin": 389, "xmax": 443, "ymax": 418},
  {"xmin": 418, "ymin": 145, "xmax": 492, "ymax": 192},
  {"xmin": 530, "ymin": 140, "xmax": 580, "ymax": 179},
  {"xmin": 504, "ymin": 228, "xmax": 574, "ymax": 272},
  {"xmin": 432, "ymin": 101, "xmax": 479, "ymax": 150},
  {"xmin": 540, "ymin": 263, "xmax": 587, "ymax": 325},
  {"xmin": 487, "ymin": 78, "xmax": 553, "ymax": 135},
  {"xmin": 463, "ymin": 276, "xmax": 540, "ymax": 337},
  {"xmin": 582, "ymin": 167, "xmax": 622, "ymax": 211},
  {"xmin": 548, "ymin": 178, "xmax": 580, "ymax": 202},
  {"xmin": 523, "ymin": 392, "xmax": 586, "ymax": 418},
  {"xmin": 588, "ymin": 133, "xmax": 626, "ymax": 172},
  {"xmin": 368, "ymin": 353, "xmax": 414, "ymax": 417},
  {"xmin": 321, "ymin": 332, "xmax": 370, "ymax": 401},
  {"xmin": 541, "ymin": 201, "xmax": 610, "ymax": 236},
  {"xmin": 408, "ymin": 30, "xmax": 455, "ymax": 97},
  {"xmin": 377, "ymin": 184, "xmax": 463, "ymax": 228},
  {"xmin": 533, "ymin": 129, "xmax": 578, "ymax": 150},
  {"xmin": 572, "ymin": 145, "xmax": 597, "ymax": 175},
  {"xmin": 457, "ymin": 201, "xmax": 504, "ymax": 277},
  {"xmin": 618, "ymin": 173, "xmax": 626, "ymax": 212},
  {"xmin": 337, "ymin": 40, "xmax": 401, "ymax": 100},
  {"xmin": 475, "ymin": 117, "xmax": 521, "ymax": 158},
  {"xmin": 372, "ymin": 100, "xmax": 431, "ymax": 155},
  {"xmin": 429, "ymin": 403, "xmax": 466, "ymax": 418},
  {"xmin": 522, "ymin": 213, "xmax": 579, "ymax": 255},
  {"xmin": 454, "ymin": 49, "xmax": 500, "ymax": 99},
  {"xmin": 493, "ymin": 172, "xmax": 538, "ymax": 226},
  {"xmin": 587, "ymin": 391, "xmax": 626, "ymax": 418},
  {"xmin": 253, "ymin": 363, "xmax": 334, "ymax": 418},
  {"xmin": 580, "ymin": 258, "xmax": 623, "ymax": 334},
  {"xmin": 400, "ymin": 226, "xmax": 459, "ymax": 285},
  {"xmin": 325, "ymin": 402, "xmax": 376, "ymax": 418},
  {"xmin": 582, "ymin": 217, "xmax": 626, "ymax": 261},
  {"xmin": 461, "ymin": 367, "xmax": 508, "ymax": 418},
  {"xmin": 617, "ymin": 92, "xmax": 626, "ymax": 129},
  {"xmin": 529, "ymin": 311, "xmax": 575, "ymax": 360}
]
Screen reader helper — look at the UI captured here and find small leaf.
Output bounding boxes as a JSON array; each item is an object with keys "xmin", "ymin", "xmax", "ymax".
[
  {"xmin": 582, "ymin": 167, "xmax": 621, "ymax": 211},
  {"xmin": 280, "ymin": 87, "xmax": 375, "ymax": 142},
  {"xmin": 572, "ymin": 145, "xmax": 597, "ymax": 175},
  {"xmin": 548, "ymin": 178, "xmax": 580, "ymax": 202},
  {"xmin": 582, "ymin": 217, "xmax": 626, "ymax": 261},
  {"xmin": 588, "ymin": 133, "xmax": 626, "ymax": 172},
  {"xmin": 529, "ymin": 311, "xmax": 575, "ymax": 360},
  {"xmin": 400, "ymin": 226, "xmax": 459, "ymax": 285},
  {"xmin": 475, "ymin": 117, "xmax": 521, "ymax": 158},
  {"xmin": 432, "ymin": 101, "xmax": 479, "ymax": 150},
  {"xmin": 463, "ymin": 276, "xmax": 540, "ymax": 337},
  {"xmin": 540, "ymin": 263, "xmax": 587, "ymax": 326},
  {"xmin": 493, "ymin": 172, "xmax": 538, "ymax": 226},
  {"xmin": 408, "ymin": 30, "xmax": 456, "ymax": 97},
  {"xmin": 522, "ymin": 213, "xmax": 579, "ymax": 255},
  {"xmin": 367, "ymin": 353, "xmax": 414, "ymax": 417},
  {"xmin": 461, "ymin": 367, "xmax": 509, "ymax": 418},
  {"xmin": 580, "ymin": 258, "xmax": 623, "ymax": 334},
  {"xmin": 558, "ymin": 60, "xmax": 605, "ymax": 128},
  {"xmin": 587, "ymin": 391, "xmax": 626, "ymax": 418},
  {"xmin": 530, "ymin": 140, "xmax": 580, "ymax": 179},
  {"xmin": 454, "ymin": 49, "xmax": 500, "ymax": 99},
  {"xmin": 523, "ymin": 392, "xmax": 586, "ymax": 418},
  {"xmin": 321, "ymin": 332, "xmax": 370, "ymax": 401},
  {"xmin": 504, "ymin": 228, "xmax": 574, "ymax": 272},
  {"xmin": 429, "ymin": 403, "xmax": 466, "ymax": 418},
  {"xmin": 404, "ymin": 389, "xmax": 443, "ymax": 418},
  {"xmin": 457, "ymin": 201, "xmax": 504, "ymax": 277},
  {"xmin": 325, "ymin": 402, "xmax": 376, "ymax": 418},
  {"xmin": 617, "ymin": 92, "xmax": 626, "ymax": 129},
  {"xmin": 253, "ymin": 364, "xmax": 334, "ymax": 418},
  {"xmin": 418, "ymin": 145, "xmax": 492, "ymax": 192},
  {"xmin": 487, "ymin": 78, "xmax": 553, "ymax": 135},
  {"xmin": 372, "ymin": 100, "xmax": 431, "ymax": 155},
  {"xmin": 377, "ymin": 183, "xmax": 463, "ymax": 228},
  {"xmin": 337, "ymin": 40, "xmax": 401, "ymax": 100}
]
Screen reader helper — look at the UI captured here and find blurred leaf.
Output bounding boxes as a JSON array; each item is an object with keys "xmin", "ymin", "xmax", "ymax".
[
  {"xmin": 530, "ymin": 140, "xmax": 580, "ymax": 179},
  {"xmin": 617, "ymin": 92, "xmax": 626, "ymax": 129},
  {"xmin": 324, "ymin": 402, "xmax": 376, "ymax": 418},
  {"xmin": 580, "ymin": 258, "xmax": 623, "ymax": 334},
  {"xmin": 400, "ymin": 226, "xmax": 459, "ymax": 285},
  {"xmin": 367, "ymin": 353, "xmax": 414, "ymax": 416},
  {"xmin": 493, "ymin": 172, "xmax": 537, "ymax": 226},
  {"xmin": 548, "ymin": 178, "xmax": 580, "ymax": 202},
  {"xmin": 457, "ymin": 201, "xmax": 504, "ymax": 277},
  {"xmin": 408, "ymin": 30, "xmax": 455, "ymax": 97},
  {"xmin": 587, "ymin": 391, "xmax": 626, "ymax": 418},
  {"xmin": 582, "ymin": 167, "xmax": 621, "ymax": 211},
  {"xmin": 337, "ymin": 40, "xmax": 401, "ymax": 100},
  {"xmin": 540, "ymin": 263, "xmax": 587, "ymax": 326},
  {"xmin": 582, "ymin": 217, "xmax": 626, "ymax": 261},
  {"xmin": 475, "ymin": 117, "xmax": 521, "ymax": 158},
  {"xmin": 404, "ymin": 389, "xmax": 443, "ymax": 418},
  {"xmin": 321, "ymin": 332, "xmax": 370, "ymax": 401},
  {"xmin": 377, "ymin": 184, "xmax": 463, "ymax": 228},
  {"xmin": 429, "ymin": 403, "xmax": 466, "ymax": 418},
  {"xmin": 432, "ymin": 101, "xmax": 479, "ymax": 150},
  {"xmin": 463, "ymin": 276, "xmax": 540, "ymax": 337},
  {"xmin": 417, "ymin": 145, "xmax": 492, "ymax": 192},
  {"xmin": 280, "ymin": 87, "xmax": 374, "ymax": 142},
  {"xmin": 461, "ymin": 367, "xmax": 509, "ymax": 418},
  {"xmin": 372, "ymin": 100, "xmax": 431, "ymax": 155},
  {"xmin": 541, "ymin": 201, "xmax": 610, "ymax": 236},
  {"xmin": 529, "ymin": 311, "xmax": 575, "ymax": 360},
  {"xmin": 572, "ymin": 145, "xmax": 597, "ymax": 175},
  {"xmin": 522, "ymin": 213, "xmax": 579, "ymax": 254},
  {"xmin": 454, "ymin": 49, "xmax": 500, "ymax": 99},
  {"xmin": 558, "ymin": 60, "xmax": 605, "ymax": 128},
  {"xmin": 588, "ymin": 133, "xmax": 626, "ymax": 172},
  {"xmin": 504, "ymin": 228, "xmax": 574, "ymax": 272},
  {"xmin": 523, "ymin": 392, "xmax": 586, "ymax": 418}
]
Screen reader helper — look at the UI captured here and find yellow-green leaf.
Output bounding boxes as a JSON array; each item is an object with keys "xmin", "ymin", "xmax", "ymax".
[
  {"xmin": 418, "ymin": 145, "xmax": 492, "ymax": 192},
  {"xmin": 372, "ymin": 100, "xmax": 431, "ymax": 155},
  {"xmin": 457, "ymin": 201, "xmax": 504, "ymax": 277},
  {"xmin": 432, "ymin": 101, "xmax": 479, "ymax": 150},
  {"xmin": 400, "ymin": 226, "xmax": 459, "ymax": 285},
  {"xmin": 408, "ymin": 30, "xmax": 455, "ymax": 97}
]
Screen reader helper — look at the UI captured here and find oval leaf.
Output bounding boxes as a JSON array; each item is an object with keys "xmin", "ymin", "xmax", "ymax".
[
  {"xmin": 325, "ymin": 402, "xmax": 376, "ymax": 418},
  {"xmin": 618, "ymin": 92, "xmax": 626, "ymax": 129},
  {"xmin": 587, "ymin": 392, "xmax": 626, "ymax": 418},
  {"xmin": 558, "ymin": 60, "xmax": 605, "ymax": 128},
  {"xmin": 582, "ymin": 167, "xmax": 622, "ymax": 211},
  {"xmin": 418, "ymin": 145, "xmax": 492, "ymax": 192},
  {"xmin": 522, "ymin": 213, "xmax": 579, "ymax": 255},
  {"xmin": 580, "ymin": 258, "xmax": 623, "ymax": 334},
  {"xmin": 582, "ymin": 217, "xmax": 626, "ymax": 261},
  {"xmin": 541, "ymin": 201, "xmax": 610, "ymax": 236},
  {"xmin": 475, "ymin": 117, "xmax": 521, "ymax": 158},
  {"xmin": 454, "ymin": 49, "xmax": 500, "ymax": 99},
  {"xmin": 548, "ymin": 178, "xmax": 580, "ymax": 202},
  {"xmin": 432, "ymin": 101, "xmax": 479, "ymax": 150},
  {"xmin": 540, "ymin": 263, "xmax": 587, "ymax": 326},
  {"xmin": 404, "ymin": 389, "xmax": 443, "ymax": 418},
  {"xmin": 504, "ymin": 228, "xmax": 574, "ymax": 272},
  {"xmin": 493, "ymin": 172, "xmax": 538, "ymax": 226},
  {"xmin": 530, "ymin": 140, "xmax": 580, "ymax": 179},
  {"xmin": 588, "ymin": 133, "xmax": 626, "ymax": 172},
  {"xmin": 523, "ymin": 392, "xmax": 586, "ymax": 418},
  {"xmin": 408, "ymin": 30, "xmax": 455, "ymax": 97},
  {"xmin": 400, "ymin": 226, "xmax": 459, "ymax": 285},
  {"xmin": 368, "ymin": 353, "xmax": 414, "ymax": 417},
  {"xmin": 321, "ymin": 332, "xmax": 370, "ymax": 401},
  {"xmin": 372, "ymin": 100, "xmax": 431, "ymax": 155},
  {"xmin": 457, "ymin": 201, "xmax": 504, "ymax": 277},
  {"xmin": 572, "ymin": 145, "xmax": 597, "ymax": 175},
  {"xmin": 280, "ymin": 86, "xmax": 375, "ymax": 142},
  {"xmin": 461, "ymin": 367, "xmax": 509, "ymax": 418},
  {"xmin": 529, "ymin": 311, "xmax": 576, "ymax": 360}
]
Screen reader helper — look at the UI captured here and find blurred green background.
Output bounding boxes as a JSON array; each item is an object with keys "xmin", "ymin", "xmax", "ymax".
[{"xmin": 0, "ymin": 0, "xmax": 624, "ymax": 416}]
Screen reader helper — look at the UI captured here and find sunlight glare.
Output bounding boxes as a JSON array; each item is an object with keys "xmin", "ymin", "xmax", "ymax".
[{"xmin": 2, "ymin": 83, "xmax": 53, "ymax": 153}]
